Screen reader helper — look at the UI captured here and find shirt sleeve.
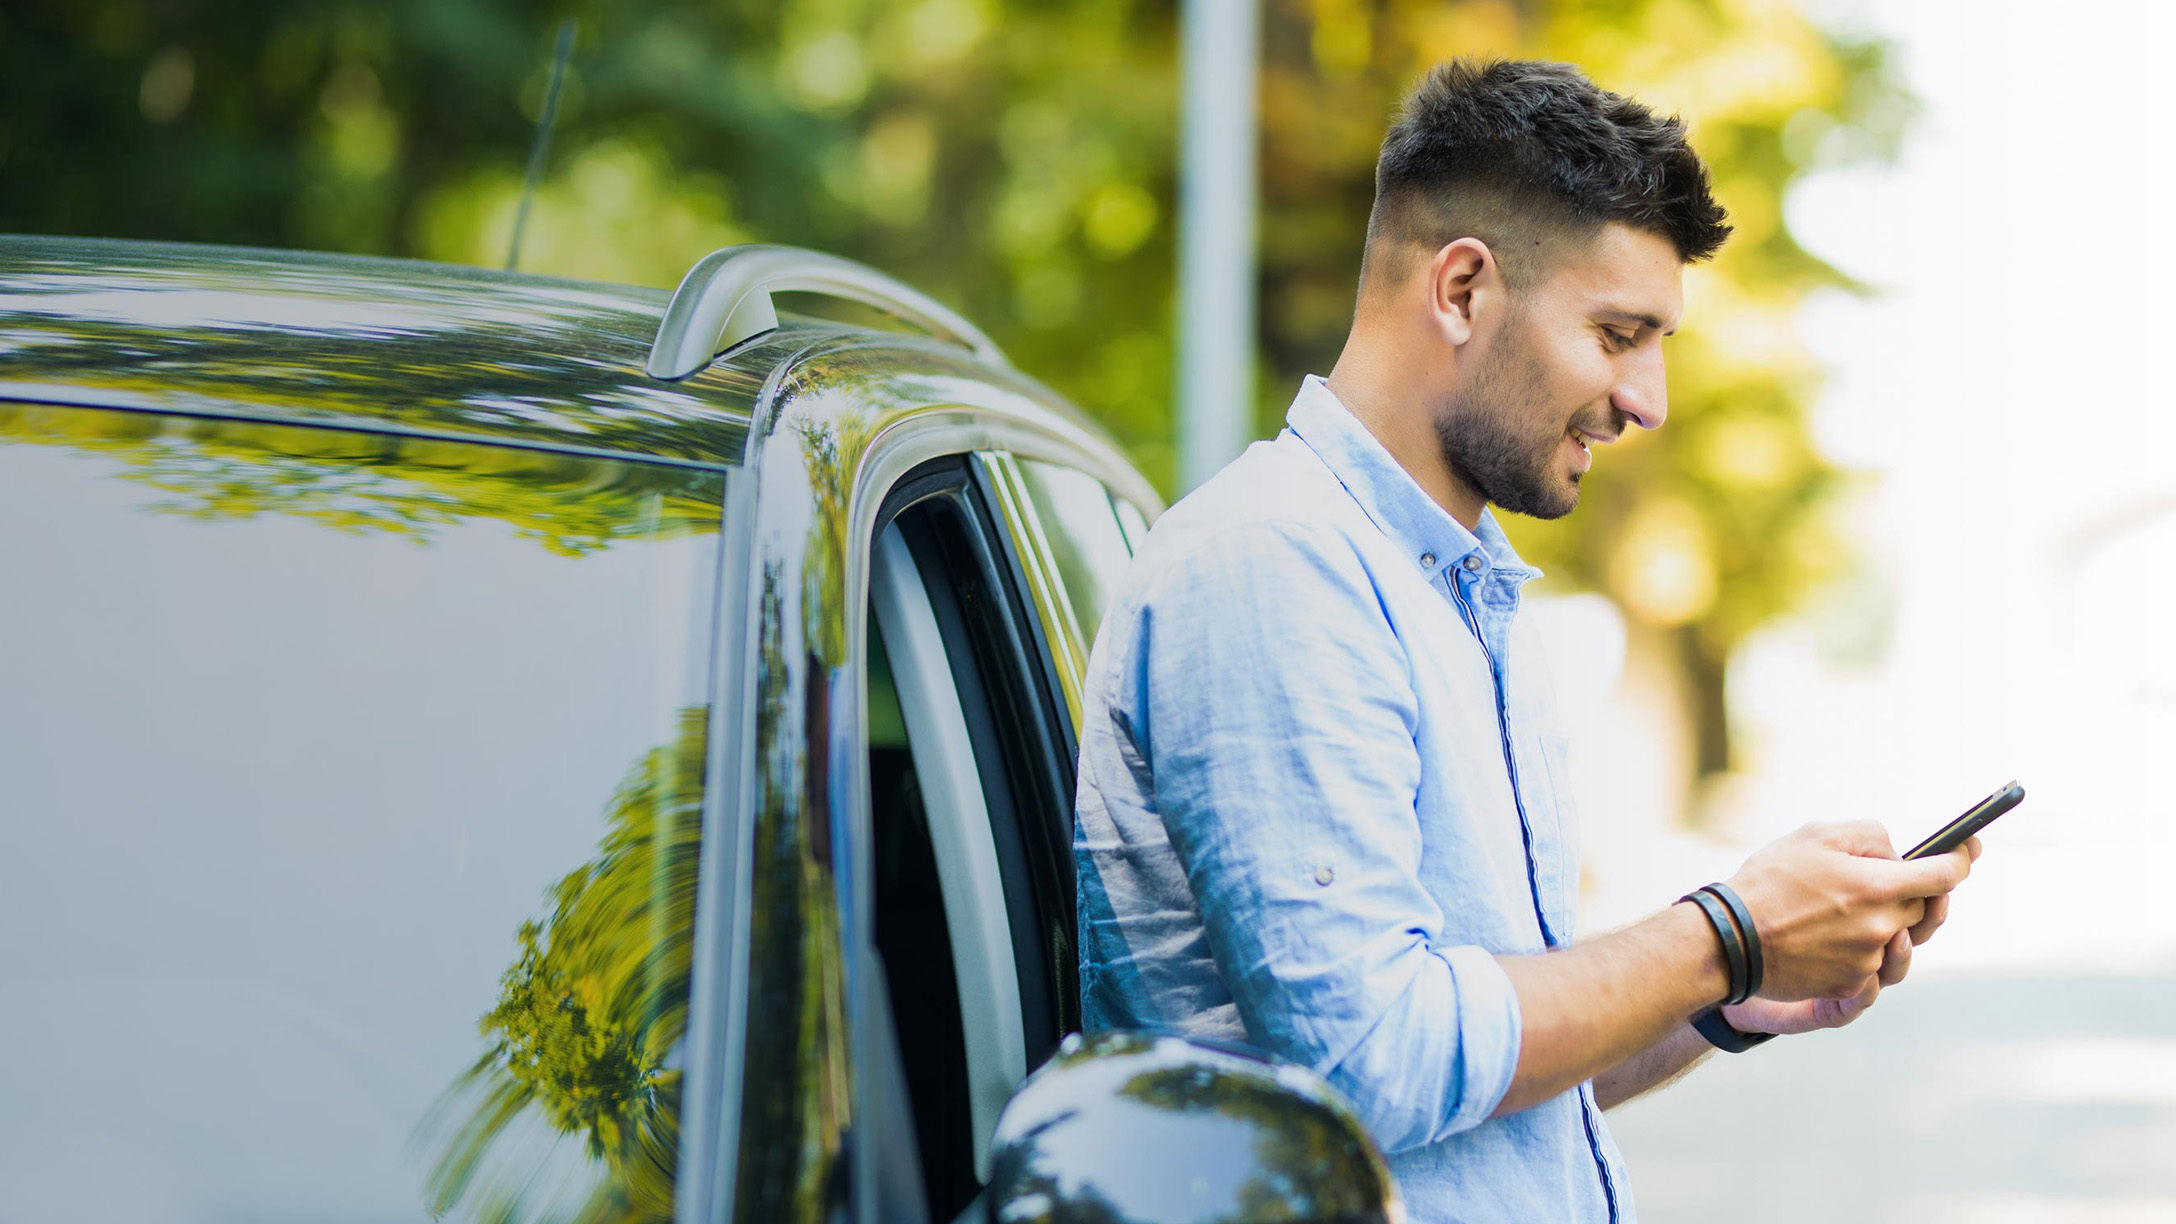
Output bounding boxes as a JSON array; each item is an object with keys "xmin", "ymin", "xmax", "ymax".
[{"xmin": 1117, "ymin": 519, "xmax": 1524, "ymax": 1150}]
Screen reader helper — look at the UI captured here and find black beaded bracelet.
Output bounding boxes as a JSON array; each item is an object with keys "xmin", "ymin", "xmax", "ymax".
[{"xmin": 1681, "ymin": 887, "xmax": 1748, "ymax": 1005}]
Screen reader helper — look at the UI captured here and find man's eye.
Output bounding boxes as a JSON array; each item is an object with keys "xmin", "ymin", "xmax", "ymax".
[{"xmin": 1603, "ymin": 329, "xmax": 1634, "ymax": 351}]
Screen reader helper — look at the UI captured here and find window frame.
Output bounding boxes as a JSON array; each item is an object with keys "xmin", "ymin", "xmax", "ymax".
[
  {"xmin": 870, "ymin": 458, "xmax": 1079, "ymax": 1055},
  {"xmin": 866, "ymin": 519, "xmax": 1027, "ymax": 1184}
]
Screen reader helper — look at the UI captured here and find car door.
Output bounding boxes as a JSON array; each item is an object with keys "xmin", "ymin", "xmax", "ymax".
[{"xmin": 854, "ymin": 456, "xmax": 1087, "ymax": 1224}]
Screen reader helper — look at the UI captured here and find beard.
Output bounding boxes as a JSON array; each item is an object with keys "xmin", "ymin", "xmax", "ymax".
[{"xmin": 1433, "ymin": 324, "xmax": 1585, "ymax": 521}]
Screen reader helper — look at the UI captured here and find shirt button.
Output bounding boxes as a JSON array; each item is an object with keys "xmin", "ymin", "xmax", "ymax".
[
  {"xmin": 1419, "ymin": 552, "xmax": 1435, "ymax": 568},
  {"xmin": 1314, "ymin": 865, "xmax": 1335, "ymax": 886},
  {"xmin": 1462, "ymin": 554, "xmax": 1484, "ymax": 572}
]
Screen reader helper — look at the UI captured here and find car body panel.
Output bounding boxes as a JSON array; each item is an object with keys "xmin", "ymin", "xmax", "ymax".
[
  {"xmin": 720, "ymin": 334, "xmax": 1157, "ymax": 1223},
  {"xmin": 0, "ymin": 234, "xmax": 1167, "ymax": 1224},
  {"xmin": 0, "ymin": 236, "xmax": 1157, "ymax": 507},
  {"xmin": 0, "ymin": 235, "xmax": 765, "ymax": 467}
]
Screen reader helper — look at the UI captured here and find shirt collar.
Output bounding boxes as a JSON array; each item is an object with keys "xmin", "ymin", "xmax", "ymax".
[{"xmin": 1286, "ymin": 374, "xmax": 1543, "ymax": 589}]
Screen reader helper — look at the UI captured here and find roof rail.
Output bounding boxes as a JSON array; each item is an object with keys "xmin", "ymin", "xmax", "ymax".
[{"xmin": 647, "ymin": 244, "xmax": 1009, "ymax": 380}]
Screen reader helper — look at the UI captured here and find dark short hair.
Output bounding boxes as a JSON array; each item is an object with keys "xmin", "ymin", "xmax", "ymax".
[{"xmin": 1362, "ymin": 59, "xmax": 1729, "ymax": 293}]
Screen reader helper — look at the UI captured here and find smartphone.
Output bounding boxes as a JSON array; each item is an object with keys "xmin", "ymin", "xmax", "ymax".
[{"xmin": 1903, "ymin": 780, "xmax": 2025, "ymax": 860}]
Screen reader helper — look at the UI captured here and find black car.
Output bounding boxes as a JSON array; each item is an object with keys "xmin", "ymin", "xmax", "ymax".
[{"xmin": 0, "ymin": 237, "xmax": 1398, "ymax": 1224}]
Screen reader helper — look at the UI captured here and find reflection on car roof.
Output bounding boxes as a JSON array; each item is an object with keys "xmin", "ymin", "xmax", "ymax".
[{"xmin": 0, "ymin": 236, "xmax": 791, "ymax": 468}]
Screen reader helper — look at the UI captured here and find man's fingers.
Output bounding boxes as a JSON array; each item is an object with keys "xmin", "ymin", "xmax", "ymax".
[
  {"xmin": 1819, "ymin": 819, "xmax": 1899, "ymax": 859},
  {"xmin": 1965, "ymin": 835, "xmax": 1985, "ymax": 863},
  {"xmin": 1877, "ymin": 928, "xmax": 1913, "ymax": 986},
  {"xmin": 1842, "ymin": 975, "xmax": 1881, "ymax": 1013},
  {"xmin": 1910, "ymin": 892, "xmax": 1951, "ymax": 945},
  {"xmin": 1851, "ymin": 975, "xmax": 1881, "ymax": 1010},
  {"xmin": 1877, "ymin": 843, "xmax": 1972, "ymax": 899}
]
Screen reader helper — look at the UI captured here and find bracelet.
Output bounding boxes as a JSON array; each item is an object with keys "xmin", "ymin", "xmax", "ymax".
[
  {"xmin": 1680, "ymin": 888, "xmax": 1747, "ymax": 1005},
  {"xmin": 1699, "ymin": 882, "xmax": 1764, "ymax": 1004},
  {"xmin": 1683, "ymin": 880, "xmax": 1777, "ymax": 1052},
  {"xmin": 1692, "ymin": 1006, "xmax": 1777, "ymax": 1052}
]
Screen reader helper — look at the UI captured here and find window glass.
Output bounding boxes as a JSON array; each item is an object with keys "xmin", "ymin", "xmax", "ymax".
[
  {"xmin": 1011, "ymin": 457, "xmax": 1136, "ymax": 650},
  {"xmin": 0, "ymin": 404, "xmax": 725, "ymax": 1224}
]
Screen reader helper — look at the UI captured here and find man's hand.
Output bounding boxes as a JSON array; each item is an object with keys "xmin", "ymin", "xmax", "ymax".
[
  {"xmin": 1723, "ymin": 831, "xmax": 1984, "ymax": 1035},
  {"xmin": 1500, "ymin": 825, "xmax": 1981, "ymax": 1117}
]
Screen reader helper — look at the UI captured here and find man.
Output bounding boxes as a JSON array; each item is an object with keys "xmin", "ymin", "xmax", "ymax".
[{"xmin": 1073, "ymin": 59, "xmax": 1979, "ymax": 1222}]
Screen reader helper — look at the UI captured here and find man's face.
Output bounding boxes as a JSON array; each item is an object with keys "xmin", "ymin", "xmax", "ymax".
[{"xmin": 1434, "ymin": 223, "xmax": 1682, "ymax": 520}]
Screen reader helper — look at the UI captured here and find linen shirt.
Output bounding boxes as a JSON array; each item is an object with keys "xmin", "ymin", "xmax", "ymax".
[{"xmin": 1074, "ymin": 374, "xmax": 1632, "ymax": 1223}]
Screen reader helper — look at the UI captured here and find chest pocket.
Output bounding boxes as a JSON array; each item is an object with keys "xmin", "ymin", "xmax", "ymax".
[{"xmin": 1531, "ymin": 732, "xmax": 1583, "ymax": 939}]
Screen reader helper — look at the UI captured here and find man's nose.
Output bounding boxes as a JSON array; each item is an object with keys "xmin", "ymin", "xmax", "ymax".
[{"xmin": 1612, "ymin": 348, "xmax": 1668, "ymax": 431}]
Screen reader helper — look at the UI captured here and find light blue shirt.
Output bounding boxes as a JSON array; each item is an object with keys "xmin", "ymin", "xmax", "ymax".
[{"xmin": 1074, "ymin": 375, "xmax": 1631, "ymax": 1223}]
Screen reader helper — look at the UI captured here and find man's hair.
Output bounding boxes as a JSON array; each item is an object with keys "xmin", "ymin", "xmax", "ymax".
[{"xmin": 1362, "ymin": 59, "xmax": 1729, "ymax": 295}]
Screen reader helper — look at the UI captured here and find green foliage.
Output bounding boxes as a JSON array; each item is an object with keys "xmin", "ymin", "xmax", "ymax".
[
  {"xmin": 0, "ymin": 0, "xmax": 1182, "ymax": 481},
  {"xmin": 482, "ymin": 920, "xmax": 665, "ymax": 1156},
  {"xmin": 424, "ymin": 706, "xmax": 710, "ymax": 1224},
  {"xmin": 1254, "ymin": 0, "xmax": 1910, "ymax": 778},
  {"xmin": 0, "ymin": 0, "xmax": 1908, "ymax": 779}
]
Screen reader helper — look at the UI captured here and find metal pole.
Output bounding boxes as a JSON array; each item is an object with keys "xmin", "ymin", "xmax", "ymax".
[{"xmin": 1177, "ymin": 0, "xmax": 1259, "ymax": 493}]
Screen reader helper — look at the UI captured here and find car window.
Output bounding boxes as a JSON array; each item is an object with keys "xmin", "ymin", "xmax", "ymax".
[
  {"xmin": 974, "ymin": 452, "xmax": 1138, "ymax": 734},
  {"xmin": 0, "ymin": 403, "xmax": 726, "ymax": 1224},
  {"xmin": 1011, "ymin": 457, "xmax": 1137, "ymax": 647}
]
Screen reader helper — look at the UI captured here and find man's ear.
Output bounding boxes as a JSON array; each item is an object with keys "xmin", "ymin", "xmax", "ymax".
[{"xmin": 1428, "ymin": 237, "xmax": 1500, "ymax": 347}]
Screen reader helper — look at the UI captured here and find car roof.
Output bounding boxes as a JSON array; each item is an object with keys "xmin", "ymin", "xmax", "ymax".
[{"xmin": 0, "ymin": 235, "xmax": 1123, "ymax": 475}]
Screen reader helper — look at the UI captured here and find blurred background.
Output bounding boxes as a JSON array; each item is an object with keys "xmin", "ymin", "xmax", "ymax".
[{"xmin": 1, "ymin": 0, "xmax": 2168, "ymax": 1219}]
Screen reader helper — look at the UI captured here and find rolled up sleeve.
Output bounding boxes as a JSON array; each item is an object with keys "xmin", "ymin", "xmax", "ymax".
[{"xmin": 1123, "ymin": 520, "xmax": 1523, "ymax": 1151}]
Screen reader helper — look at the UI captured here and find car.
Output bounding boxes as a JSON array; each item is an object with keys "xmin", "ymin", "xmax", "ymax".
[{"xmin": 0, "ymin": 236, "xmax": 1399, "ymax": 1224}]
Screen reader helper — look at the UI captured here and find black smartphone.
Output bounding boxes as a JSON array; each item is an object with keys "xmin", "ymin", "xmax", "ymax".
[{"xmin": 1903, "ymin": 780, "xmax": 2025, "ymax": 860}]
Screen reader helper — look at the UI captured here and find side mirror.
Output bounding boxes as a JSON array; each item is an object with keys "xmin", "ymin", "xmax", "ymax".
[{"xmin": 987, "ymin": 1031, "xmax": 1402, "ymax": 1224}]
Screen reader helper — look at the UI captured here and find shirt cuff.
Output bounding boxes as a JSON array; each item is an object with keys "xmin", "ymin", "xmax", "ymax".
[{"xmin": 1438, "ymin": 942, "xmax": 1524, "ymax": 1132}]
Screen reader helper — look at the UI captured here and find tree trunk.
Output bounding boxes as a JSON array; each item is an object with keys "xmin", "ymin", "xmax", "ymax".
[{"xmin": 1675, "ymin": 623, "xmax": 1732, "ymax": 784}]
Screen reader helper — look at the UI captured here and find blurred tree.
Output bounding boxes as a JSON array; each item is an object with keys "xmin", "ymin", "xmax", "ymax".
[
  {"xmin": 1258, "ymin": 0, "xmax": 1911, "ymax": 806},
  {"xmin": 0, "ymin": 0, "xmax": 1908, "ymax": 806},
  {"xmin": 0, "ymin": 0, "xmax": 1182, "ymax": 482}
]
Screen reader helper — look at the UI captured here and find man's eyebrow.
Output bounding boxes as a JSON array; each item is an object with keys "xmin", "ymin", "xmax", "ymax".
[{"xmin": 1598, "ymin": 308, "xmax": 1676, "ymax": 336}]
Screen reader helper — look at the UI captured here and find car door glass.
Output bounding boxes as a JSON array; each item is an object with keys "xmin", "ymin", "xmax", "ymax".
[
  {"xmin": 974, "ymin": 452, "xmax": 1137, "ymax": 733},
  {"xmin": 0, "ymin": 404, "xmax": 725, "ymax": 1224},
  {"xmin": 1011, "ymin": 456, "xmax": 1136, "ymax": 648}
]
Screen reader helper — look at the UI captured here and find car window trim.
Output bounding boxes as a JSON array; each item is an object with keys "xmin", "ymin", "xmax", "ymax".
[
  {"xmin": 868, "ymin": 520, "xmax": 1028, "ymax": 1181},
  {"xmin": 875, "ymin": 465, "xmax": 1069, "ymax": 1040}
]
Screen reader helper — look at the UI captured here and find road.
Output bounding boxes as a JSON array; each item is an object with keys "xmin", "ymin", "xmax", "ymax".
[{"xmin": 1607, "ymin": 970, "xmax": 2176, "ymax": 1223}]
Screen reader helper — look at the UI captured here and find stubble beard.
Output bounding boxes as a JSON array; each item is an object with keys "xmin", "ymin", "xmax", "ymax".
[{"xmin": 1433, "ymin": 326, "xmax": 1582, "ymax": 521}]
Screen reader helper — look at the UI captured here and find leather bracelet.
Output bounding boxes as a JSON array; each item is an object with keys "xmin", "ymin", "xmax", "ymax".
[
  {"xmin": 1680, "ymin": 889, "xmax": 1747, "ymax": 1006},
  {"xmin": 1699, "ymin": 883, "xmax": 1764, "ymax": 1004},
  {"xmin": 1692, "ymin": 1006, "xmax": 1777, "ymax": 1052}
]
